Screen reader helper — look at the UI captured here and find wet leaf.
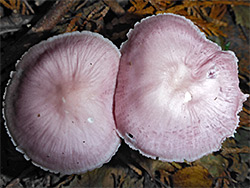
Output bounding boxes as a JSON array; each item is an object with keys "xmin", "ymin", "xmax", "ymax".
[
  {"xmin": 232, "ymin": 5, "xmax": 250, "ymax": 28},
  {"xmin": 194, "ymin": 154, "xmax": 229, "ymax": 178},
  {"xmin": 172, "ymin": 165, "xmax": 213, "ymax": 188},
  {"xmin": 235, "ymin": 128, "xmax": 250, "ymax": 148},
  {"xmin": 233, "ymin": 128, "xmax": 250, "ymax": 162}
]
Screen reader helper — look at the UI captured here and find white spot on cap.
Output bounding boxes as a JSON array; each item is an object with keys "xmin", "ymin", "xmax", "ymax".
[
  {"xmin": 64, "ymin": 110, "xmax": 69, "ymax": 114},
  {"xmin": 62, "ymin": 97, "xmax": 66, "ymax": 103},
  {"xmin": 184, "ymin": 91, "xmax": 192, "ymax": 102},
  {"xmin": 88, "ymin": 117, "xmax": 94, "ymax": 123}
]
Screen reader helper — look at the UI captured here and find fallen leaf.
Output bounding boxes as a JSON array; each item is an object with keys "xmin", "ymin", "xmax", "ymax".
[
  {"xmin": 222, "ymin": 137, "xmax": 237, "ymax": 148},
  {"xmin": 158, "ymin": 169, "xmax": 171, "ymax": 186},
  {"xmin": 194, "ymin": 154, "xmax": 229, "ymax": 178},
  {"xmin": 63, "ymin": 168, "xmax": 107, "ymax": 187},
  {"xmin": 63, "ymin": 164, "xmax": 144, "ymax": 188},
  {"xmin": 235, "ymin": 127, "xmax": 250, "ymax": 148},
  {"xmin": 139, "ymin": 159, "xmax": 175, "ymax": 187},
  {"xmin": 127, "ymin": 149, "xmax": 175, "ymax": 187},
  {"xmin": 232, "ymin": 5, "xmax": 250, "ymax": 28},
  {"xmin": 121, "ymin": 175, "xmax": 144, "ymax": 188},
  {"xmin": 128, "ymin": 0, "xmax": 155, "ymax": 16},
  {"xmin": 172, "ymin": 165, "xmax": 213, "ymax": 188},
  {"xmin": 221, "ymin": 146, "xmax": 250, "ymax": 156},
  {"xmin": 149, "ymin": 0, "xmax": 174, "ymax": 11},
  {"xmin": 233, "ymin": 128, "xmax": 250, "ymax": 163},
  {"xmin": 214, "ymin": 171, "xmax": 231, "ymax": 188}
]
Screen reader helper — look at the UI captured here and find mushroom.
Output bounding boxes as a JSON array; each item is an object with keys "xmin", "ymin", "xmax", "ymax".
[
  {"xmin": 114, "ymin": 14, "xmax": 248, "ymax": 162},
  {"xmin": 3, "ymin": 31, "xmax": 121, "ymax": 174}
]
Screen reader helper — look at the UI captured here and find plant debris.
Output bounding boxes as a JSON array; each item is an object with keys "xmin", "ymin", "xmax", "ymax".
[{"xmin": 1, "ymin": 0, "xmax": 249, "ymax": 187}]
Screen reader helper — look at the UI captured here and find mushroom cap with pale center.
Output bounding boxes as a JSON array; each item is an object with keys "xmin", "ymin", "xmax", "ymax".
[
  {"xmin": 115, "ymin": 14, "xmax": 248, "ymax": 162},
  {"xmin": 3, "ymin": 31, "xmax": 121, "ymax": 174}
]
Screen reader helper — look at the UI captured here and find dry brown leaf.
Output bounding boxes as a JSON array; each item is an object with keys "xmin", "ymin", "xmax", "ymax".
[
  {"xmin": 63, "ymin": 167, "xmax": 118, "ymax": 187},
  {"xmin": 172, "ymin": 165, "xmax": 213, "ymax": 188},
  {"xmin": 158, "ymin": 169, "xmax": 171, "ymax": 186},
  {"xmin": 101, "ymin": 167, "xmax": 127, "ymax": 187},
  {"xmin": 56, "ymin": 175, "xmax": 75, "ymax": 188},
  {"xmin": 221, "ymin": 146, "xmax": 250, "ymax": 156},
  {"xmin": 128, "ymin": 0, "xmax": 155, "ymax": 15},
  {"xmin": 222, "ymin": 137, "xmax": 237, "ymax": 149},
  {"xmin": 0, "ymin": 0, "xmax": 32, "ymax": 14},
  {"xmin": 21, "ymin": 1, "xmax": 26, "ymax": 15},
  {"xmin": 128, "ymin": 163, "xmax": 143, "ymax": 176},
  {"xmin": 184, "ymin": 15, "xmax": 227, "ymax": 37},
  {"xmin": 103, "ymin": 0, "xmax": 125, "ymax": 15},
  {"xmin": 214, "ymin": 171, "xmax": 231, "ymax": 188},
  {"xmin": 128, "ymin": 152, "xmax": 175, "ymax": 187},
  {"xmin": 63, "ymin": 164, "xmax": 144, "ymax": 188},
  {"xmin": 149, "ymin": 0, "xmax": 174, "ymax": 11},
  {"xmin": 154, "ymin": 0, "xmax": 250, "ymax": 37},
  {"xmin": 127, "ymin": 0, "xmax": 245, "ymax": 37},
  {"xmin": 239, "ymin": 110, "xmax": 250, "ymax": 129},
  {"xmin": 0, "ymin": 0, "xmax": 14, "ymax": 9},
  {"xmin": 66, "ymin": 12, "xmax": 82, "ymax": 32},
  {"xmin": 134, "ymin": 157, "xmax": 175, "ymax": 177}
]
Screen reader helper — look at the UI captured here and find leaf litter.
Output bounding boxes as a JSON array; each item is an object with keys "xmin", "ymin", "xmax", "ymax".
[{"xmin": 1, "ymin": 0, "xmax": 249, "ymax": 187}]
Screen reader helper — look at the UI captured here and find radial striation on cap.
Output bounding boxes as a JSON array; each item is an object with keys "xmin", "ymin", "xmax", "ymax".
[
  {"xmin": 115, "ymin": 14, "xmax": 248, "ymax": 162},
  {"xmin": 3, "ymin": 31, "xmax": 121, "ymax": 174}
]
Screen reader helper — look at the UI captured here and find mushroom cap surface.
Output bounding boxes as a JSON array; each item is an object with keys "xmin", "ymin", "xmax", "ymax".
[
  {"xmin": 4, "ymin": 31, "xmax": 121, "ymax": 174},
  {"xmin": 115, "ymin": 14, "xmax": 248, "ymax": 162}
]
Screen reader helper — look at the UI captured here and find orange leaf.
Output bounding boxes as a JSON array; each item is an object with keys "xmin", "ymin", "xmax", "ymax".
[
  {"xmin": 0, "ymin": 0, "xmax": 13, "ymax": 9},
  {"xmin": 172, "ymin": 165, "xmax": 213, "ymax": 188},
  {"xmin": 129, "ymin": 0, "xmax": 155, "ymax": 15}
]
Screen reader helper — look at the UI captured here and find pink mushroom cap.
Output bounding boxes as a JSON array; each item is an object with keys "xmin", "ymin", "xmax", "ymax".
[
  {"xmin": 3, "ymin": 31, "xmax": 121, "ymax": 174},
  {"xmin": 115, "ymin": 14, "xmax": 248, "ymax": 162}
]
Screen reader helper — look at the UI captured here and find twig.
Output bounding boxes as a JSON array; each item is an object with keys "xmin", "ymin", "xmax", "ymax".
[
  {"xmin": 103, "ymin": 0, "xmax": 125, "ymax": 15},
  {"xmin": 32, "ymin": 0, "xmax": 80, "ymax": 33},
  {"xmin": 6, "ymin": 178, "xmax": 21, "ymax": 188},
  {"xmin": 55, "ymin": 175, "xmax": 75, "ymax": 188},
  {"xmin": 75, "ymin": 0, "xmax": 88, "ymax": 11},
  {"xmin": 35, "ymin": 0, "xmax": 47, "ymax": 6},
  {"xmin": 221, "ymin": 146, "xmax": 250, "ymax": 156},
  {"xmin": 23, "ymin": 0, "xmax": 34, "ymax": 14},
  {"xmin": 0, "ymin": 0, "xmax": 13, "ymax": 10}
]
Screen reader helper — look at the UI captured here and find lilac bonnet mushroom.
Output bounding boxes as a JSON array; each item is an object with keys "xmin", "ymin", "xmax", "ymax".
[
  {"xmin": 3, "ymin": 31, "xmax": 121, "ymax": 174},
  {"xmin": 114, "ymin": 13, "xmax": 248, "ymax": 162}
]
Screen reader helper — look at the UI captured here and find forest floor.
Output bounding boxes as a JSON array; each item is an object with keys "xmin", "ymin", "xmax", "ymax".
[{"xmin": 1, "ymin": 0, "xmax": 250, "ymax": 187}]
